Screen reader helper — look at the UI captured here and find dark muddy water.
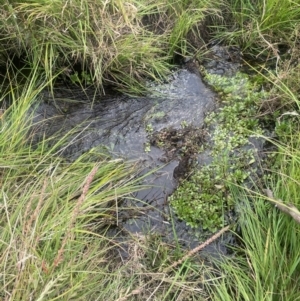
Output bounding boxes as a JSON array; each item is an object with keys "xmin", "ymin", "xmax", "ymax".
[
  {"xmin": 33, "ymin": 69, "xmax": 214, "ymax": 158},
  {"xmin": 32, "ymin": 69, "xmax": 230, "ymax": 253},
  {"xmin": 31, "ymin": 47, "xmax": 261, "ymax": 256}
]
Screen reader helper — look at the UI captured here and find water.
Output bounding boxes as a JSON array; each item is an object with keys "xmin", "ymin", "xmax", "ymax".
[{"xmin": 31, "ymin": 68, "xmax": 227, "ymax": 250}]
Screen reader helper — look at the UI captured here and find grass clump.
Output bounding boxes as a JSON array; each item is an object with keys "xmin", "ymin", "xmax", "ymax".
[
  {"xmin": 0, "ymin": 0, "xmax": 220, "ymax": 94},
  {"xmin": 206, "ymin": 176, "xmax": 300, "ymax": 300},
  {"xmin": 211, "ymin": 0, "xmax": 300, "ymax": 60},
  {"xmin": 0, "ymin": 73, "xmax": 144, "ymax": 299}
]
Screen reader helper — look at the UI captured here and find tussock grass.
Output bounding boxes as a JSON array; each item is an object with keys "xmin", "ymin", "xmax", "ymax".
[
  {"xmin": 206, "ymin": 162, "xmax": 300, "ymax": 300},
  {"xmin": 0, "ymin": 72, "xmax": 144, "ymax": 299},
  {"xmin": 0, "ymin": 0, "xmax": 220, "ymax": 94},
  {"xmin": 211, "ymin": 0, "xmax": 300, "ymax": 59}
]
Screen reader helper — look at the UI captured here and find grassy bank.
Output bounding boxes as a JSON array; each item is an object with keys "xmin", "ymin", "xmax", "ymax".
[
  {"xmin": 0, "ymin": 76, "xmax": 213, "ymax": 298},
  {"xmin": 0, "ymin": 73, "xmax": 145, "ymax": 299},
  {"xmin": 1, "ymin": 0, "xmax": 300, "ymax": 300},
  {"xmin": 0, "ymin": 0, "xmax": 220, "ymax": 94},
  {"xmin": 206, "ymin": 141, "xmax": 300, "ymax": 300}
]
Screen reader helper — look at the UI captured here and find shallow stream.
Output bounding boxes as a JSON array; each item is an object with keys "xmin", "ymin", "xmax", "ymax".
[{"xmin": 31, "ymin": 46, "xmax": 266, "ymax": 257}]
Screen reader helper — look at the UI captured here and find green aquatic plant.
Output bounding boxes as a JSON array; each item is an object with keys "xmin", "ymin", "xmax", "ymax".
[
  {"xmin": 181, "ymin": 120, "xmax": 188, "ymax": 128},
  {"xmin": 69, "ymin": 71, "xmax": 92, "ymax": 86},
  {"xmin": 145, "ymin": 123, "xmax": 154, "ymax": 133},
  {"xmin": 170, "ymin": 71, "xmax": 267, "ymax": 231},
  {"xmin": 146, "ymin": 111, "xmax": 166, "ymax": 123},
  {"xmin": 170, "ymin": 163, "xmax": 230, "ymax": 231}
]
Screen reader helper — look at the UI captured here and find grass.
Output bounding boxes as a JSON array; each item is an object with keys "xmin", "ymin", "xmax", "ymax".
[
  {"xmin": 205, "ymin": 157, "xmax": 300, "ymax": 300},
  {"xmin": 1, "ymin": 0, "xmax": 300, "ymax": 299},
  {"xmin": 0, "ymin": 0, "xmax": 220, "ymax": 94},
  {"xmin": 0, "ymin": 71, "xmax": 144, "ymax": 299},
  {"xmin": 203, "ymin": 61, "xmax": 300, "ymax": 300},
  {"xmin": 210, "ymin": 0, "xmax": 300, "ymax": 60}
]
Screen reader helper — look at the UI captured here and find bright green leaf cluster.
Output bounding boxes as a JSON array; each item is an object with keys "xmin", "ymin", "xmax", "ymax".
[{"xmin": 170, "ymin": 71, "xmax": 268, "ymax": 231}]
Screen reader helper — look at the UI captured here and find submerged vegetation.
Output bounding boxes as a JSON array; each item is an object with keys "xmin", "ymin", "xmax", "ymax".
[{"xmin": 1, "ymin": 0, "xmax": 300, "ymax": 300}]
